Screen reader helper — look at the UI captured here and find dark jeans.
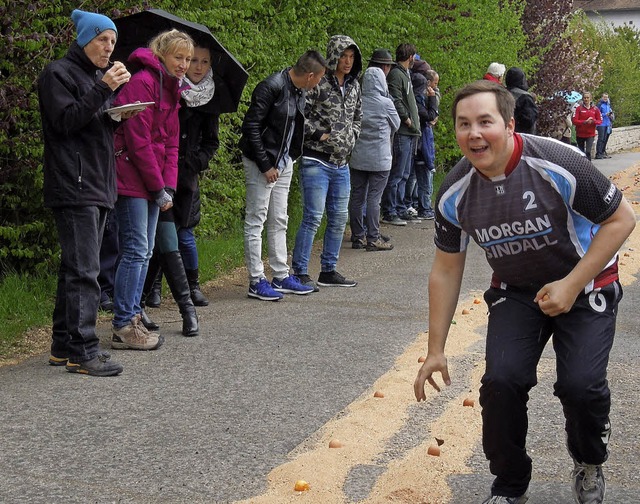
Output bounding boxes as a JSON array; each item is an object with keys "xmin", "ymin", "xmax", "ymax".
[
  {"xmin": 51, "ymin": 206, "xmax": 108, "ymax": 363},
  {"xmin": 382, "ymin": 134, "xmax": 417, "ymax": 218},
  {"xmin": 480, "ymin": 283, "xmax": 620, "ymax": 497},
  {"xmin": 406, "ymin": 126, "xmax": 436, "ymax": 212},
  {"xmin": 349, "ymin": 168, "xmax": 390, "ymax": 242},
  {"xmin": 98, "ymin": 208, "xmax": 119, "ymax": 300},
  {"xmin": 414, "ymin": 159, "xmax": 434, "ymax": 213},
  {"xmin": 178, "ymin": 227, "xmax": 198, "ymax": 270},
  {"xmin": 596, "ymin": 125, "xmax": 610, "ymax": 157}
]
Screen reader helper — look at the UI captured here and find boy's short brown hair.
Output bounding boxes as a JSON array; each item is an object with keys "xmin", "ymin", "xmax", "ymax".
[{"xmin": 452, "ymin": 80, "xmax": 515, "ymax": 126}]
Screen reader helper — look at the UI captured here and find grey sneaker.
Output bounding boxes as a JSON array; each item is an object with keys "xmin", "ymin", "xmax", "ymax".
[
  {"xmin": 482, "ymin": 490, "xmax": 529, "ymax": 504},
  {"xmin": 294, "ymin": 274, "xmax": 319, "ymax": 292},
  {"xmin": 49, "ymin": 350, "xmax": 111, "ymax": 366},
  {"xmin": 381, "ymin": 215, "xmax": 407, "ymax": 226},
  {"xmin": 112, "ymin": 317, "xmax": 164, "ymax": 350},
  {"xmin": 366, "ymin": 238, "xmax": 394, "ymax": 251},
  {"xmin": 400, "ymin": 211, "xmax": 423, "ymax": 222},
  {"xmin": 572, "ymin": 463, "xmax": 605, "ymax": 503}
]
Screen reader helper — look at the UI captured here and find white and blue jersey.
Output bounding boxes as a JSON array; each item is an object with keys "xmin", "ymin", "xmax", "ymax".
[{"xmin": 435, "ymin": 134, "xmax": 622, "ymax": 292}]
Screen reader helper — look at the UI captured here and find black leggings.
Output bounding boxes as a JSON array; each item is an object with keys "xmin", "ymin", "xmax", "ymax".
[{"xmin": 576, "ymin": 136, "xmax": 595, "ymax": 160}]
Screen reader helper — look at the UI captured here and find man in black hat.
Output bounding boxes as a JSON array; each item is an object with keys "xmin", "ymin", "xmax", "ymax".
[{"xmin": 368, "ymin": 48, "xmax": 394, "ymax": 76}]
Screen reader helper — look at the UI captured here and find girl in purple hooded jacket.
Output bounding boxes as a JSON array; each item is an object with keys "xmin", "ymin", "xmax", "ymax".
[{"xmin": 111, "ymin": 29, "xmax": 197, "ymax": 350}]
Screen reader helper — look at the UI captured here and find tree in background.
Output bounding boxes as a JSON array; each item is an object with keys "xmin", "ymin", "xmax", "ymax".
[
  {"xmin": 519, "ymin": 0, "xmax": 602, "ymax": 137},
  {"xmin": 576, "ymin": 18, "xmax": 640, "ymax": 127}
]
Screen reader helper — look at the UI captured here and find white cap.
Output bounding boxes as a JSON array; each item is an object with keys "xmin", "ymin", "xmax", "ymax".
[{"xmin": 487, "ymin": 62, "xmax": 506, "ymax": 77}]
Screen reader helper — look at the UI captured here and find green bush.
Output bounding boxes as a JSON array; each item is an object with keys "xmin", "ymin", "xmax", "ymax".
[
  {"xmin": 1, "ymin": 0, "xmax": 529, "ymax": 277},
  {"xmin": 0, "ymin": 1, "xmax": 145, "ymax": 274}
]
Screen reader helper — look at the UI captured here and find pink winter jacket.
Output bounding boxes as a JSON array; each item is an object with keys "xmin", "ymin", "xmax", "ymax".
[{"xmin": 113, "ymin": 48, "xmax": 184, "ymax": 200}]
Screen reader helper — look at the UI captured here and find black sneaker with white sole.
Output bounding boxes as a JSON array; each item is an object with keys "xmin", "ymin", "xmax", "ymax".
[
  {"xmin": 294, "ymin": 274, "xmax": 319, "ymax": 292},
  {"xmin": 317, "ymin": 270, "xmax": 357, "ymax": 287}
]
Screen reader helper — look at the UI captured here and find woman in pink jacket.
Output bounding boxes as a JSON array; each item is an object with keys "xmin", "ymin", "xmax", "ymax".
[
  {"xmin": 111, "ymin": 29, "xmax": 195, "ymax": 350},
  {"xmin": 572, "ymin": 91, "xmax": 602, "ymax": 161}
]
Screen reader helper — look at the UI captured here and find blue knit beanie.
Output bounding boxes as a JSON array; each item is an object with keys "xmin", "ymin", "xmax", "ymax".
[{"xmin": 71, "ymin": 9, "xmax": 117, "ymax": 48}]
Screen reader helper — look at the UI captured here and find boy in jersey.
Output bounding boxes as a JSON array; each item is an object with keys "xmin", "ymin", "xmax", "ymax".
[{"xmin": 413, "ymin": 80, "xmax": 636, "ymax": 504}]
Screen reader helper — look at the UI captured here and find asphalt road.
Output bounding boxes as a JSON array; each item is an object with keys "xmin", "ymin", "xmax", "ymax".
[{"xmin": 0, "ymin": 152, "xmax": 638, "ymax": 504}]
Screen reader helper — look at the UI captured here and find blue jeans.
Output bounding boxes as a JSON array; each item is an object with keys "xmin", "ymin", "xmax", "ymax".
[
  {"xmin": 595, "ymin": 125, "xmax": 610, "ymax": 157},
  {"xmin": 414, "ymin": 160, "xmax": 434, "ymax": 213},
  {"xmin": 292, "ymin": 157, "xmax": 350, "ymax": 274},
  {"xmin": 51, "ymin": 206, "xmax": 107, "ymax": 363},
  {"xmin": 178, "ymin": 227, "xmax": 198, "ymax": 270},
  {"xmin": 403, "ymin": 163, "xmax": 418, "ymax": 210},
  {"xmin": 382, "ymin": 134, "xmax": 417, "ymax": 217},
  {"xmin": 113, "ymin": 197, "xmax": 159, "ymax": 328}
]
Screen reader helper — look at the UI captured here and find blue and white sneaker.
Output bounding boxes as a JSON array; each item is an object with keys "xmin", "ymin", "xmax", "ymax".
[
  {"xmin": 272, "ymin": 275, "xmax": 314, "ymax": 295},
  {"xmin": 248, "ymin": 278, "xmax": 283, "ymax": 301}
]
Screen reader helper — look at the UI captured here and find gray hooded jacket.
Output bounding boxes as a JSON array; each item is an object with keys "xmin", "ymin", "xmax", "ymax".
[
  {"xmin": 349, "ymin": 67, "xmax": 400, "ymax": 172},
  {"xmin": 302, "ymin": 34, "xmax": 362, "ymax": 166}
]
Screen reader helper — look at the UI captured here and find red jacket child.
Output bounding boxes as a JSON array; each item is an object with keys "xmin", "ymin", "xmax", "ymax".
[{"xmin": 572, "ymin": 100, "xmax": 602, "ymax": 139}]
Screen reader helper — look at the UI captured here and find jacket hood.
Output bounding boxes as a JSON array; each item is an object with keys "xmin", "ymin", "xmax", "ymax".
[
  {"xmin": 128, "ymin": 47, "xmax": 164, "ymax": 73},
  {"xmin": 505, "ymin": 67, "xmax": 529, "ymax": 91},
  {"xmin": 362, "ymin": 67, "xmax": 388, "ymax": 97},
  {"xmin": 325, "ymin": 34, "xmax": 362, "ymax": 78},
  {"xmin": 411, "ymin": 71, "xmax": 427, "ymax": 97},
  {"xmin": 412, "ymin": 59, "xmax": 430, "ymax": 77}
]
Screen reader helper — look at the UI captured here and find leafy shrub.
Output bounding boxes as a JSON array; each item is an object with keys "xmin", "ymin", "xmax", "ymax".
[
  {"xmin": 1, "ymin": 0, "xmax": 529, "ymax": 276},
  {"xmin": 575, "ymin": 17, "xmax": 640, "ymax": 127},
  {"xmin": 0, "ymin": 1, "xmax": 145, "ymax": 274}
]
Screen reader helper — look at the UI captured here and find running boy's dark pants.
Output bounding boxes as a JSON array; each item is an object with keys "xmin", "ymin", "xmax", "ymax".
[{"xmin": 480, "ymin": 282, "xmax": 621, "ymax": 498}]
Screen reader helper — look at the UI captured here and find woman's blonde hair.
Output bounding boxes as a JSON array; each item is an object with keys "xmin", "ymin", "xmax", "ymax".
[{"xmin": 149, "ymin": 29, "xmax": 194, "ymax": 61}]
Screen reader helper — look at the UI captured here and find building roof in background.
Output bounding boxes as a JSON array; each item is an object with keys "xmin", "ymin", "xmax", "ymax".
[{"xmin": 574, "ymin": 0, "xmax": 640, "ymax": 12}]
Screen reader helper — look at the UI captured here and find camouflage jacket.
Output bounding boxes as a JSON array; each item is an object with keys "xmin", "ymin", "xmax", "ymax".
[{"xmin": 302, "ymin": 34, "xmax": 362, "ymax": 166}]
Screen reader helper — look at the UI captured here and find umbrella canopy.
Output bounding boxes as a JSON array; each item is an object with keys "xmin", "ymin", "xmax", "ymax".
[
  {"xmin": 564, "ymin": 91, "xmax": 583, "ymax": 104},
  {"xmin": 112, "ymin": 8, "xmax": 248, "ymax": 114}
]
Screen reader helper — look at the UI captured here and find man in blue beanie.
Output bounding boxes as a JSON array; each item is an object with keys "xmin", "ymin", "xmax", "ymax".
[{"xmin": 38, "ymin": 9, "xmax": 132, "ymax": 376}]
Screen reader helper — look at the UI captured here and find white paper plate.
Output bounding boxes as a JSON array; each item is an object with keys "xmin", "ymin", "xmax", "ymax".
[{"xmin": 106, "ymin": 101, "xmax": 155, "ymax": 114}]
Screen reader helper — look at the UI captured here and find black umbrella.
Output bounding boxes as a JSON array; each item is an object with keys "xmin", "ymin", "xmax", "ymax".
[{"xmin": 112, "ymin": 8, "xmax": 248, "ymax": 114}]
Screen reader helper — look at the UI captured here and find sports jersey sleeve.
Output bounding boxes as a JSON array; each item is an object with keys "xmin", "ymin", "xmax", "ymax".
[
  {"xmin": 433, "ymin": 159, "xmax": 472, "ymax": 253},
  {"xmin": 570, "ymin": 154, "xmax": 622, "ymax": 223}
]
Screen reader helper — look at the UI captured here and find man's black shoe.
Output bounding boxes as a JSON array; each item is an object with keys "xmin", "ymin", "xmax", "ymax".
[
  {"xmin": 317, "ymin": 270, "xmax": 357, "ymax": 287},
  {"xmin": 66, "ymin": 354, "xmax": 123, "ymax": 376}
]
